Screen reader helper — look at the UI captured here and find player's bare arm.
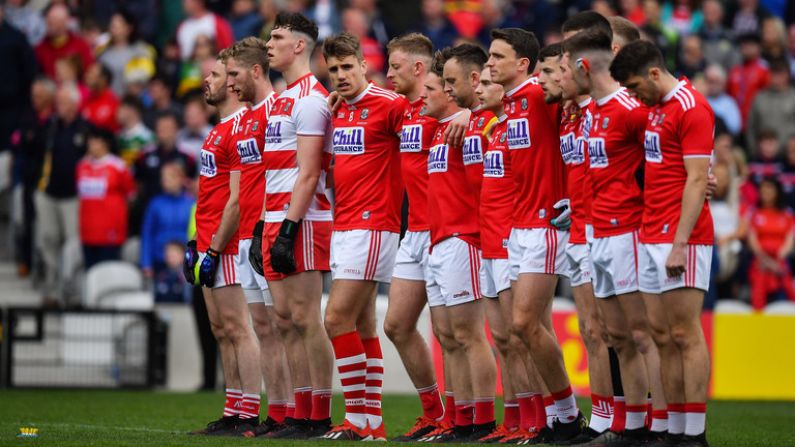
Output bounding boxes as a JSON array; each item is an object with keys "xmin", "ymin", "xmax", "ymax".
[
  {"xmin": 444, "ymin": 108, "xmax": 470, "ymax": 146},
  {"xmin": 286, "ymin": 135, "xmax": 324, "ymax": 222},
  {"xmin": 667, "ymin": 156, "xmax": 710, "ymax": 278},
  {"xmin": 211, "ymin": 171, "xmax": 242, "ymax": 252}
]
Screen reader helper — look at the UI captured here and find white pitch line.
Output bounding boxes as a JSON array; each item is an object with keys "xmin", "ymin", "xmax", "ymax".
[{"xmin": 8, "ymin": 422, "xmax": 182, "ymax": 434}]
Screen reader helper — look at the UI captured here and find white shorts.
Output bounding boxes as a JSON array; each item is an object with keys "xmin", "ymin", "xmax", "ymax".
[
  {"xmin": 508, "ymin": 228, "xmax": 569, "ymax": 280},
  {"xmin": 590, "ymin": 230, "xmax": 640, "ymax": 298},
  {"xmin": 330, "ymin": 230, "xmax": 399, "ymax": 283},
  {"xmin": 566, "ymin": 243, "xmax": 593, "ymax": 288},
  {"xmin": 198, "ymin": 251, "xmax": 240, "ymax": 289},
  {"xmin": 480, "ymin": 258, "xmax": 511, "ymax": 298},
  {"xmin": 638, "ymin": 243, "xmax": 712, "ymax": 294},
  {"xmin": 237, "ymin": 239, "xmax": 273, "ymax": 305},
  {"xmin": 392, "ymin": 230, "xmax": 444, "ymax": 306},
  {"xmin": 427, "ymin": 237, "xmax": 482, "ymax": 307}
]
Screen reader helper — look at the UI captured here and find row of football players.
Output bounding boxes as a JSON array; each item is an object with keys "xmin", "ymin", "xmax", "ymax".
[{"xmin": 184, "ymin": 9, "xmax": 713, "ymax": 447}]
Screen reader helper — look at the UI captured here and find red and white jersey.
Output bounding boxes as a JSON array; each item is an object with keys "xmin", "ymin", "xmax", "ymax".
[
  {"xmin": 427, "ymin": 111, "xmax": 480, "ymax": 248},
  {"xmin": 503, "ymin": 77, "xmax": 566, "ymax": 229},
  {"xmin": 238, "ymin": 92, "xmax": 277, "ymax": 238},
  {"xmin": 401, "ymin": 98, "xmax": 439, "ymax": 232},
  {"xmin": 263, "ymin": 73, "xmax": 333, "ymax": 223},
  {"xmin": 641, "ymin": 79, "xmax": 714, "ymax": 245},
  {"xmin": 77, "ymin": 154, "xmax": 135, "ymax": 246},
  {"xmin": 196, "ymin": 106, "xmax": 246, "ymax": 254},
  {"xmin": 560, "ymin": 98, "xmax": 592, "ymax": 244},
  {"xmin": 587, "ymin": 88, "xmax": 647, "ymax": 238},
  {"xmin": 480, "ymin": 115, "xmax": 515, "ymax": 259},
  {"xmin": 331, "ymin": 84, "xmax": 407, "ymax": 232},
  {"xmin": 463, "ymin": 105, "xmax": 496, "ymax": 208}
]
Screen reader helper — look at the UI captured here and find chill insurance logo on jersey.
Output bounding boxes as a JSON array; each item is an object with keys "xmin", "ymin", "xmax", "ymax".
[
  {"xmin": 644, "ymin": 131, "xmax": 663, "ymax": 163},
  {"xmin": 483, "ymin": 151, "xmax": 505, "ymax": 178},
  {"xmin": 428, "ymin": 144, "xmax": 449, "ymax": 173},
  {"xmin": 237, "ymin": 138, "xmax": 262, "ymax": 164},
  {"xmin": 463, "ymin": 135, "xmax": 484, "ymax": 165},
  {"xmin": 332, "ymin": 127, "xmax": 366, "ymax": 155},
  {"xmin": 560, "ymin": 132, "xmax": 577, "ymax": 164},
  {"xmin": 200, "ymin": 150, "xmax": 218, "ymax": 177},
  {"xmin": 507, "ymin": 118, "xmax": 531, "ymax": 149},
  {"xmin": 400, "ymin": 125, "xmax": 422, "ymax": 152},
  {"xmin": 265, "ymin": 121, "xmax": 282, "ymax": 144}
]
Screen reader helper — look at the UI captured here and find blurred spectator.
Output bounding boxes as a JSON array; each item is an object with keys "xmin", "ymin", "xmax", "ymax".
[
  {"xmin": 342, "ymin": 8, "xmax": 384, "ymax": 74},
  {"xmin": 351, "ymin": 0, "xmax": 390, "ymax": 47},
  {"xmin": 444, "ymin": 0, "xmax": 484, "ymax": 40},
  {"xmin": 37, "ymin": 83, "xmax": 90, "ymax": 306},
  {"xmin": 34, "ymin": 4, "xmax": 93, "ymax": 79},
  {"xmin": 54, "ymin": 56, "xmax": 89, "ymax": 102},
  {"xmin": 676, "ymin": 34, "xmax": 707, "ymax": 79},
  {"xmin": 622, "ymin": 0, "xmax": 646, "ymax": 25},
  {"xmin": 287, "ymin": 0, "xmax": 340, "ymax": 40},
  {"xmin": 704, "ymin": 64, "xmax": 742, "ymax": 136},
  {"xmin": 746, "ymin": 59, "xmax": 795, "ymax": 152},
  {"xmin": 748, "ymin": 129, "xmax": 783, "ymax": 182},
  {"xmin": 229, "ymin": 0, "xmax": 262, "ymax": 40},
  {"xmin": 140, "ymin": 163, "xmax": 194, "ymax": 279},
  {"xmin": 153, "ymin": 241, "xmax": 192, "ymax": 302},
  {"xmin": 641, "ymin": 0, "xmax": 678, "ymax": 70},
  {"xmin": 155, "ymin": 38, "xmax": 182, "ymax": 94},
  {"xmin": 780, "ymin": 136, "xmax": 795, "ymax": 208},
  {"xmin": 0, "ymin": 3, "xmax": 36, "ymax": 150},
  {"xmin": 177, "ymin": 34, "xmax": 215, "ymax": 98},
  {"xmin": 727, "ymin": 33, "xmax": 770, "ymax": 129},
  {"xmin": 788, "ymin": 24, "xmax": 795, "ymax": 77},
  {"xmin": 97, "ymin": 10, "xmax": 156, "ymax": 97},
  {"xmin": 77, "ymin": 128, "xmax": 135, "ymax": 269},
  {"xmin": 747, "ymin": 177, "xmax": 795, "ymax": 311},
  {"xmin": 142, "ymin": 75, "xmax": 183, "ymax": 129},
  {"xmin": 760, "ymin": 17, "xmax": 788, "ymax": 62},
  {"xmin": 176, "ymin": 0, "xmax": 233, "ymax": 61},
  {"xmin": 730, "ymin": 0, "xmax": 772, "ymax": 35},
  {"xmin": 11, "ymin": 77, "xmax": 55, "ymax": 276},
  {"xmin": 712, "ymin": 132, "xmax": 744, "ymax": 287},
  {"xmin": 257, "ymin": 0, "xmax": 278, "ymax": 42},
  {"xmin": 79, "ymin": 17, "xmax": 104, "ymax": 52},
  {"xmin": 662, "ymin": 0, "xmax": 703, "ymax": 35},
  {"xmin": 117, "ymin": 94, "xmax": 155, "ymax": 167},
  {"xmin": 699, "ymin": 0, "xmax": 741, "ymax": 71},
  {"xmin": 416, "ymin": 0, "xmax": 458, "ymax": 51},
  {"xmin": 82, "ymin": 63, "xmax": 120, "ymax": 133},
  {"xmin": 476, "ymin": 0, "xmax": 522, "ymax": 46},
  {"xmin": 176, "ymin": 97, "xmax": 212, "ymax": 161},
  {"xmin": 592, "ymin": 0, "xmax": 619, "ymax": 17},
  {"xmin": 4, "ymin": 0, "xmax": 46, "ymax": 46}
]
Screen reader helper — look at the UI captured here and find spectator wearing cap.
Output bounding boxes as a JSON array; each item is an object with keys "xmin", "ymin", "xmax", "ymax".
[
  {"xmin": 4, "ymin": 0, "xmax": 45, "ymax": 46},
  {"xmin": 76, "ymin": 128, "xmax": 135, "ymax": 269},
  {"xmin": 728, "ymin": 33, "xmax": 771, "ymax": 129},
  {"xmin": 97, "ymin": 10, "xmax": 156, "ymax": 97},
  {"xmin": 117, "ymin": 94, "xmax": 155, "ymax": 167},
  {"xmin": 82, "ymin": 63, "xmax": 120, "ymax": 133},
  {"xmin": 699, "ymin": 0, "xmax": 741, "ymax": 71},
  {"xmin": 176, "ymin": 0, "xmax": 233, "ymax": 61},
  {"xmin": 704, "ymin": 64, "xmax": 743, "ymax": 136},
  {"xmin": 34, "ymin": 3, "xmax": 93, "ymax": 79},
  {"xmin": 747, "ymin": 59, "xmax": 795, "ymax": 153}
]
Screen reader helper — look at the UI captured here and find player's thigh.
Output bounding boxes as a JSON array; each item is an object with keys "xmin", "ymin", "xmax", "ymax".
[
  {"xmin": 214, "ymin": 285, "xmax": 251, "ymax": 327},
  {"xmin": 573, "ymin": 282, "xmax": 600, "ymax": 331},
  {"xmin": 266, "ymin": 278, "xmax": 292, "ymax": 321},
  {"xmin": 325, "ymin": 278, "xmax": 378, "ymax": 323},
  {"xmin": 447, "ymin": 299, "xmax": 486, "ymax": 340},
  {"xmin": 641, "ymin": 291, "xmax": 670, "ymax": 339},
  {"xmin": 662, "ymin": 287, "xmax": 705, "ymax": 329},
  {"xmin": 282, "ymin": 270, "xmax": 324, "ymax": 313},
  {"xmin": 512, "ymin": 272, "xmax": 558, "ymax": 327},
  {"xmin": 429, "ymin": 304, "xmax": 454, "ymax": 341},
  {"xmin": 617, "ymin": 291, "xmax": 650, "ymax": 333},
  {"xmin": 596, "ymin": 296, "xmax": 631, "ymax": 338},
  {"xmin": 355, "ymin": 289, "xmax": 379, "ymax": 336},
  {"xmin": 385, "ymin": 278, "xmax": 427, "ymax": 332},
  {"xmin": 203, "ymin": 287, "xmax": 224, "ymax": 330},
  {"xmin": 484, "ymin": 296, "xmax": 509, "ymax": 343},
  {"xmin": 498, "ymin": 287, "xmax": 514, "ymax": 323}
]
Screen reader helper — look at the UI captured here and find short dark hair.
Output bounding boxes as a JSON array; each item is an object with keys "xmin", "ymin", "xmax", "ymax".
[
  {"xmin": 156, "ymin": 111, "xmax": 180, "ymax": 127},
  {"xmin": 759, "ymin": 128, "xmax": 779, "ymax": 141},
  {"xmin": 96, "ymin": 63, "xmax": 113, "ymax": 85},
  {"xmin": 87, "ymin": 127, "xmax": 117, "ymax": 153},
  {"xmin": 539, "ymin": 43, "xmax": 563, "ymax": 62},
  {"xmin": 443, "ymin": 43, "xmax": 488, "ymax": 71},
  {"xmin": 608, "ymin": 16, "xmax": 640, "ymax": 44},
  {"xmin": 323, "ymin": 32, "xmax": 363, "ymax": 61},
  {"xmin": 769, "ymin": 58, "xmax": 791, "ymax": 74},
  {"xmin": 274, "ymin": 11, "xmax": 319, "ymax": 42},
  {"xmin": 737, "ymin": 32, "xmax": 761, "ymax": 45},
  {"xmin": 430, "ymin": 51, "xmax": 445, "ymax": 77},
  {"xmin": 562, "ymin": 29, "xmax": 612, "ymax": 59},
  {"xmin": 561, "ymin": 11, "xmax": 613, "ymax": 41},
  {"xmin": 758, "ymin": 176, "xmax": 786, "ymax": 210},
  {"xmin": 121, "ymin": 94, "xmax": 144, "ymax": 115},
  {"xmin": 609, "ymin": 40, "xmax": 667, "ymax": 83},
  {"xmin": 490, "ymin": 28, "xmax": 540, "ymax": 73}
]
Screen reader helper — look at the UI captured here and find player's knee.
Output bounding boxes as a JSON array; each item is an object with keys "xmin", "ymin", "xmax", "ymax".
[
  {"xmin": 323, "ymin": 310, "xmax": 348, "ymax": 338},
  {"xmin": 605, "ymin": 325, "xmax": 631, "ymax": 351},
  {"xmin": 579, "ymin": 319, "xmax": 603, "ymax": 353},
  {"xmin": 433, "ymin": 327, "xmax": 457, "ymax": 352},
  {"xmin": 383, "ymin": 317, "xmax": 408, "ymax": 343},
  {"xmin": 490, "ymin": 327, "xmax": 511, "ymax": 354},
  {"xmin": 630, "ymin": 328, "xmax": 654, "ymax": 354},
  {"xmin": 669, "ymin": 322, "xmax": 697, "ymax": 350},
  {"xmin": 511, "ymin": 315, "xmax": 538, "ymax": 343},
  {"xmin": 253, "ymin": 317, "xmax": 275, "ymax": 341}
]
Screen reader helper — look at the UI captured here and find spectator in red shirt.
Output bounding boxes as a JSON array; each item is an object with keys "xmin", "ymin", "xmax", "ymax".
[
  {"xmin": 82, "ymin": 63, "xmax": 120, "ymax": 133},
  {"xmin": 748, "ymin": 177, "xmax": 795, "ymax": 311},
  {"xmin": 76, "ymin": 128, "xmax": 135, "ymax": 269},
  {"xmin": 727, "ymin": 33, "xmax": 771, "ymax": 129},
  {"xmin": 341, "ymin": 8, "xmax": 384, "ymax": 74},
  {"xmin": 34, "ymin": 3, "xmax": 93, "ymax": 79}
]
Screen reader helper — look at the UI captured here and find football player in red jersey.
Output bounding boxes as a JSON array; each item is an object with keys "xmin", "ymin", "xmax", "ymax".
[
  {"xmin": 563, "ymin": 30, "xmax": 667, "ymax": 445},
  {"xmin": 611, "ymin": 41, "xmax": 715, "ymax": 447},
  {"xmin": 486, "ymin": 28, "xmax": 585, "ymax": 443},
  {"xmin": 186, "ymin": 49, "xmax": 262, "ymax": 436},
  {"xmin": 318, "ymin": 33, "xmax": 406, "ymax": 441},
  {"xmin": 223, "ymin": 37, "xmax": 296, "ymax": 438}
]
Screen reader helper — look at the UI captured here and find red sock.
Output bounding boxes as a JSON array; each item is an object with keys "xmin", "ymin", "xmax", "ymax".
[
  {"xmin": 286, "ymin": 402, "xmax": 296, "ymax": 419},
  {"xmin": 610, "ymin": 396, "xmax": 626, "ymax": 433},
  {"xmin": 268, "ymin": 401, "xmax": 287, "ymax": 423},
  {"xmin": 240, "ymin": 393, "xmax": 261, "ymax": 420},
  {"xmin": 224, "ymin": 388, "xmax": 242, "ymax": 417},
  {"xmin": 474, "ymin": 398, "xmax": 495, "ymax": 425},
  {"xmin": 646, "ymin": 399, "xmax": 653, "ymax": 428},
  {"xmin": 444, "ymin": 392, "xmax": 456, "ymax": 426},
  {"xmin": 362, "ymin": 337, "xmax": 385, "ymax": 429},
  {"xmin": 650, "ymin": 409, "xmax": 669, "ymax": 433},
  {"xmin": 455, "ymin": 401, "xmax": 475, "ymax": 427},
  {"xmin": 533, "ymin": 394, "xmax": 546, "ymax": 430},
  {"xmin": 504, "ymin": 400, "xmax": 520, "ymax": 430},
  {"xmin": 294, "ymin": 387, "xmax": 312, "ymax": 420},
  {"xmin": 331, "ymin": 331, "xmax": 366, "ymax": 427},
  {"xmin": 310, "ymin": 389, "xmax": 332, "ymax": 421},
  {"xmin": 418, "ymin": 384, "xmax": 444, "ymax": 420},
  {"xmin": 516, "ymin": 392, "xmax": 537, "ymax": 431}
]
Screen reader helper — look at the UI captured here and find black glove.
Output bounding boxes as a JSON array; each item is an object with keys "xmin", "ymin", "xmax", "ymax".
[
  {"xmin": 183, "ymin": 240, "xmax": 199, "ymax": 285},
  {"xmin": 270, "ymin": 219, "xmax": 300, "ymax": 274},
  {"xmin": 249, "ymin": 220, "xmax": 265, "ymax": 276},
  {"xmin": 199, "ymin": 248, "xmax": 221, "ymax": 287}
]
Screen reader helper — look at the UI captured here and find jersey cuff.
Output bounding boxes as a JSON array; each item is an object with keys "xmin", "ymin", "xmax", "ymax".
[
  {"xmin": 682, "ymin": 154, "xmax": 712, "ymax": 159},
  {"xmin": 297, "ymin": 132, "xmax": 326, "ymax": 136}
]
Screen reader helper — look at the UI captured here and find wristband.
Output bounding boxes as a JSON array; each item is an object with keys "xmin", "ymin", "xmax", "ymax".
[{"xmin": 278, "ymin": 219, "xmax": 301, "ymax": 240}]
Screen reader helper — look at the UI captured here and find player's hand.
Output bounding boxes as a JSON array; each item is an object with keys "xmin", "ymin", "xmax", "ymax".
[
  {"xmin": 270, "ymin": 219, "xmax": 300, "ymax": 274},
  {"xmin": 665, "ymin": 243, "xmax": 687, "ymax": 278},
  {"xmin": 199, "ymin": 248, "xmax": 221, "ymax": 288},
  {"xmin": 550, "ymin": 198, "xmax": 571, "ymax": 231},
  {"xmin": 444, "ymin": 108, "xmax": 471, "ymax": 147},
  {"xmin": 705, "ymin": 173, "xmax": 717, "ymax": 200},
  {"xmin": 249, "ymin": 220, "xmax": 265, "ymax": 276},
  {"xmin": 328, "ymin": 91, "xmax": 343, "ymax": 113},
  {"xmin": 183, "ymin": 240, "xmax": 199, "ymax": 285}
]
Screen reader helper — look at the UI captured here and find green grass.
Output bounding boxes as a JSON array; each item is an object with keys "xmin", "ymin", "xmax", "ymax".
[{"xmin": 0, "ymin": 391, "xmax": 793, "ymax": 446}]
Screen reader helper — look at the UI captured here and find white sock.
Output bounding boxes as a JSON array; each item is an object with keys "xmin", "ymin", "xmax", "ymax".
[
  {"xmin": 668, "ymin": 410, "xmax": 685, "ymax": 435},
  {"xmin": 650, "ymin": 417, "xmax": 668, "ymax": 433},
  {"xmin": 545, "ymin": 403, "xmax": 557, "ymax": 428},
  {"xmin": 685, "ymin": 411, "xmax": 706, "ymax": 436},
  {"xmin": 625, "ymin": 411, "xmax": 646, "ymax": 431}
]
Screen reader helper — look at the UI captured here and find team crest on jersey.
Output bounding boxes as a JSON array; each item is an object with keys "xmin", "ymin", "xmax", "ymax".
[
  {"xmin": 602, "ymin": 117, "xmax": 610, "ymax": 129},
  {"xmin": 463, "ymin": 136, "xmax": 483, "ymax": 165},
  {"xmin": 483, "ymin": 150, "xmax": 505, "ymax": 177},
  {"xmin": 400, "ymin": 125, "xmax": 422, "ymax": 152},
  {"xmin": 521, "ymin": 98, "xmax": 528, "ymax": 110},
  {"xmin": 237, "ymin": 138, "xmax": 262, "ymax": 164},
  {"xmin": 588, "ymin": 138, "xmax": 609, "ymax": 168},
  {"xmin": 265, "ymin": 121, "xmax": 282, "ymax": 144},
  {"xmin": 428, "ymin": 144, "xmax": 449, "ymax": 173},
  {"xmin": 200, "ymin": 149, "xmax": 218, "ymax": 177},
  {"xmin": 500, "ymin": 132, "xmax": 507, "ymax": 143},
  {"xmin": 214, "ymin": 135, "xmax": 222, "ymax": 145},
  {"xmin": 360, "ymin": 108, "xmax": 369, "ymax": 120},
  {"xmin": 251, "ymin": 121, "xmax": 259, "ymax": 132},
  {"xmin": 419, "ymin": 107, "xmax": 427, "ymax": 116},
  {"xmin": 507, "ymin": 118, "xmax": 531, "ymax": 149},
  {"xmin": 338, "ymin": 111, "xmax": 345, "ymax": 119},
  {"xmin": 559, "ymin": 132, "xmax": 576, "ymax": 164},
  {"xmin": 644, "ymin": 131, "xmax": 663, "ymax": 163},
  {"xmin": 478, "ymin": 117, "xmax": 485, "ymax": 128},
  {"xmin": 284, "ymin": 102, "xmax": 292, "ymax": 113},
  {"xmin": 332, "ymin": 127, "xmax": 366, "ymax": 154}
]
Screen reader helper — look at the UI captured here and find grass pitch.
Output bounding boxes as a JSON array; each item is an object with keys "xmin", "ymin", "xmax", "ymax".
[{"xmin": 0, "ymin": 390, "xmax": 793, "ymax": 446}]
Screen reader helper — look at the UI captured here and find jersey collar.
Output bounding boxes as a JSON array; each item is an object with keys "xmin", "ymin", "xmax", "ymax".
[
  {"xmin": 438, "ymin": 110, "xmax": 464, "ymax": 124},
  {"xmin": 345, "ymin": 83, "xmax": 373, "ymax": 105},
  {"xmin": 505, "ymin": 76, "xmax": 535, "ymax": 98},
  {"xmin": 498, "ymin": 113, "xmax": 508, "ymax": 123},
  {"xmin": 662, "ymin": 80, "xmax": 687, "ymax": 104},
  {"xmin": 595, "ymin": 87, "xmax": 625, "ymax": 107},
  {"xmin": 286, "ymin": 73, "xmax": 313, "ymax": 90},
  {"xmin": 220, "ymin": 106, "xmax": 247, "ymax": 123},
  {"xmin": 252, "ymin": 92, "xmax": 276, "ymax": 111},
  {"xmin": 578, "ymin": 97, "xmax": 592, "ymax": 109}
]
